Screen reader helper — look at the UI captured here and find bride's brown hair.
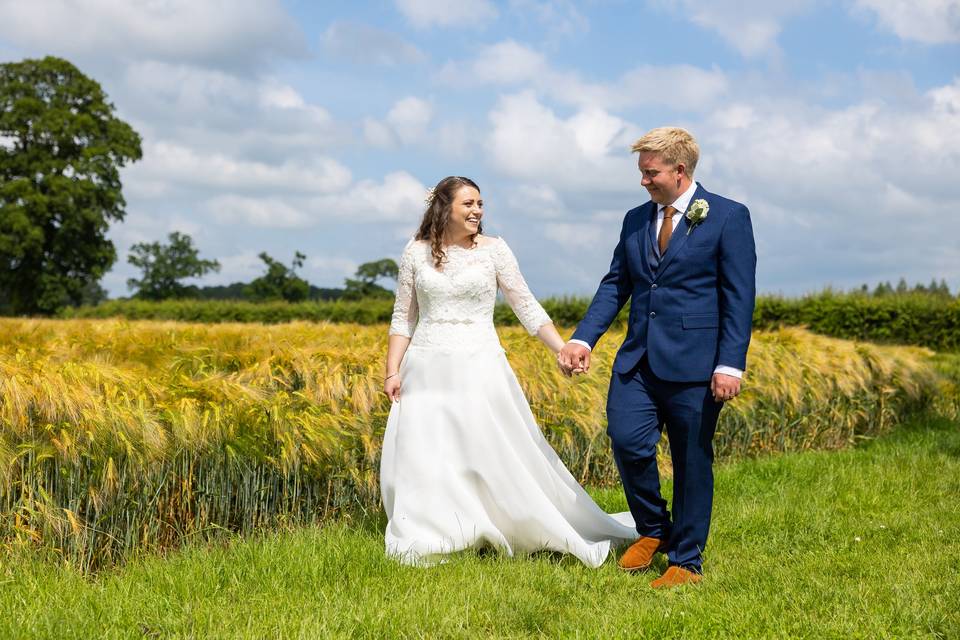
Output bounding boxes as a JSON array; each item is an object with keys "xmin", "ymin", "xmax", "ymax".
[{"xmin": 415, "ymin": 176, "xmax": 483, "ymax": 269}]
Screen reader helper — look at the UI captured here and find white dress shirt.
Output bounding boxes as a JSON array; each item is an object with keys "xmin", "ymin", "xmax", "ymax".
[{"xmin": 569, "ymin": 181, "xmax": 743, "ymax": 379}]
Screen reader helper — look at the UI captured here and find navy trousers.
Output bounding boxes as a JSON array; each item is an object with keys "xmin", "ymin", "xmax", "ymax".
[{"xmin": 606, "ymin": 356, "xmax": 722, "ymax": 572}]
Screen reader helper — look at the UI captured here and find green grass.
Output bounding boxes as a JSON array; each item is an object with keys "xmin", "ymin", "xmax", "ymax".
[{"xmin": 3, "ymin": 415, "xmax": 958, "ymax": 639}]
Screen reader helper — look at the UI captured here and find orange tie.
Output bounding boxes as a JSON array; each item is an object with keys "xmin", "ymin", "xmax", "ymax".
[{"xmin": 658, "ymin": 205, "xmax": 676, "ymax": 256}]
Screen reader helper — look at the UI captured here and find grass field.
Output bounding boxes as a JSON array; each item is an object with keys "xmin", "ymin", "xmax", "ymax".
[{"xmin": 4, "ymin": 414, "xmax": 958, "ymax": 639}]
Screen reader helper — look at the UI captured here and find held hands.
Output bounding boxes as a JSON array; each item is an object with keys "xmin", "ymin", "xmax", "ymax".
[
  {"xmin": 557, "ymin": 342, "xmax": 591, "ymax": 377},
  {"xmin": 384, "ymin": 373, "xmax": 401, "ymax": 402},
  {"xmin": 710, "ymin": 372, "xmax": 741, "ymax": 403}
]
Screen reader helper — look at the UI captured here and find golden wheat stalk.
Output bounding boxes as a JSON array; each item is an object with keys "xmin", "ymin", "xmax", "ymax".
[{"xmin": 0, "ymin": 318, "xmax": 948, "ymax": 570}]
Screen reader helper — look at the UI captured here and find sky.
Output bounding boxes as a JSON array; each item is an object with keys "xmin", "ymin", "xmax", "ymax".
[{"xmin": 0, "ymin": 0, "xmax": 958, "ymax": 298}]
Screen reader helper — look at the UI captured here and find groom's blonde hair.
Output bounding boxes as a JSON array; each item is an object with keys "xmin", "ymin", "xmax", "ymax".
[{"xmin": 631, "ymin": 127, "xmax": 699, "ymax": 176}]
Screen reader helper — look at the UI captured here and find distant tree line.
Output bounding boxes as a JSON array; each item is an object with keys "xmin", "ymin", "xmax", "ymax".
[
  {"xmin": 855, "ymin": 278, "xmax": 953, "ymax": 298},
  {"xmin": 120, "ymin": 231, "xmax": 397, "ymax": 304}
]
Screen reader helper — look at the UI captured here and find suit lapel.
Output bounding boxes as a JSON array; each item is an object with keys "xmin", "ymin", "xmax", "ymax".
[{"xmin": 655, "ymin": 184, "xmax": 707, "ymax": 279}]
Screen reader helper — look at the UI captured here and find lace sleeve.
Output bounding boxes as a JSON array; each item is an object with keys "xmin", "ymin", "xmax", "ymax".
[
  {"xmin": 389, "ymin": 240, "xmax": 419, "ymax": 337},
  {"xmin": 493, "ymin": 238, "xmax": 551, "ymax": 335}
]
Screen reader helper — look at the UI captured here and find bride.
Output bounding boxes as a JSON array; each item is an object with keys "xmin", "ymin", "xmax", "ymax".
[{"xmin": 380, "ymin": 175, "xmax": 637, "ymax": 567}]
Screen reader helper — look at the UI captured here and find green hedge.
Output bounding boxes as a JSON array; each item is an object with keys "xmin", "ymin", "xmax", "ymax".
[
  {"xmin": 60, "ymin": 297, "xmax": 623, "ymax": 330},
  {"xmin": 752, "ymin": 293, "xmax": 960, "ymax": 352},
  {"xmin": 59, "ymin": 292, "xmax": 960, "ymax": 351},
  {"xmin": 60, "ymin": 298, "xmax": 396, "ymax": 324}
]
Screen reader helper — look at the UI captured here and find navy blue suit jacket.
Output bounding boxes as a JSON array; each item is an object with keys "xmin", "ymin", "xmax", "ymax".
[{"xmin": 572, "ymin": 184, "xmax": 757, "ymax": 382}]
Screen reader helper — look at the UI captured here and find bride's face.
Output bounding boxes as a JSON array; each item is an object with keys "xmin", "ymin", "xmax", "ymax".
[{"xmin": 447, "ymin": 185, "xmax": 483, "ymax": 238}]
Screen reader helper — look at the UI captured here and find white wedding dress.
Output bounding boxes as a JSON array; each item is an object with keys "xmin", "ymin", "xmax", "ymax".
[{"xmin": 381, "ymin": 237, "xmax": 637, "ymax": 567}]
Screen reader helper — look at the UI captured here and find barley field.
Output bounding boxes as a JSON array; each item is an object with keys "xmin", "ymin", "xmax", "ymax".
[{"xmin": 0, "ymin": 318, "xmax": 948, "ymax": 571}]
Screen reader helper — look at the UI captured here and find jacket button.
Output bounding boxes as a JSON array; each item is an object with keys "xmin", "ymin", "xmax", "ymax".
[
  {"xmin": 651, "ymin": 284, "xmax": 658, "ymax": 290},
  {"xmin": 649, "ymin": 312, "xmax": 656, "ymax": 318}
]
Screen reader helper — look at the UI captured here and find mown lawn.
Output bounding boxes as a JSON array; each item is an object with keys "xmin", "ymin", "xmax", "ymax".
[{"xmin": 3, "ymin": 415, "xmax": 958, "ymax": 639}]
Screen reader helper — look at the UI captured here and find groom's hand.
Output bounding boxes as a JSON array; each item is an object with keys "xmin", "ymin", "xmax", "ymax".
[
  {"xmin": 558, "ymin": 342, "xmax": 591, "ymax": 377},
  {"xmin": 711, "ymin": 373, "xmax": 741, "ymax": 403}
]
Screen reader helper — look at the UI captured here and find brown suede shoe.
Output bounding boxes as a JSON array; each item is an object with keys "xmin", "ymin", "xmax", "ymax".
[
  {"xmin": 650, "ymin": 566, "xmax": 703, "ymax": 589},
  {"xmin": 617, "ymin": 536, "xmax": 668, "ymax": 572}
]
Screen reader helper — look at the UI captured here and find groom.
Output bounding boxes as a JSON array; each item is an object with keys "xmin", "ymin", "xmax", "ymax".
[{"xmin": 558, "ymin": 127, "xmax": 756, "ymax": 588}]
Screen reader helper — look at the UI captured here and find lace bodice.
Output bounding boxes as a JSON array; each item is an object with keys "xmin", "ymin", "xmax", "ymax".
[{"xmin": 389, "ymin": 237, "xmax": 551, "ymax": 349}]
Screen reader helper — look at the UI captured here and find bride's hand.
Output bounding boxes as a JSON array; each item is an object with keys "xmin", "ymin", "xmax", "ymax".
[
  {"xmin": 384, "ymin": 373, "xmax": 402, "ymax": 402},
  {"xmin": 557, "ymin": 342, "xmax": 590, "ymax": 377},
  {"xmin": 555, "ymin": 354, "xmax": 585, "ymax": 377}
]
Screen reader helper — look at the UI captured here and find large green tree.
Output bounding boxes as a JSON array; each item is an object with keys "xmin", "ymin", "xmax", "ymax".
[
  {"xmin": 127, "ymin": 231, "xmax": 220, "ymax": 300},
  {"xmin": 245, "ymin": 251, "xmax": 310, "ymax": 302},
  {"xmin": 342, "ymin": 258, "xmax": 398, "ymax": 300},
  {"xmin": 0, "ymin": 56, "xmax": 142, "ymax": 314}
]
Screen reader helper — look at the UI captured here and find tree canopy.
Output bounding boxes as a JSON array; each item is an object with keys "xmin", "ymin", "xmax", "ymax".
[
  {"xmin": 127, "ymin": 231, "xmax": 220, "ymax": 300},
  {"xmin": 0, "ymin": 56, "xmax": 142, "ymax": 314},
  {"xmin": 245, "ymin": 251, "xmax": 310, "ymax": 302},
  {"xmin": 343, "ymin": 258, "xmax": 398, "ymax": 300}
]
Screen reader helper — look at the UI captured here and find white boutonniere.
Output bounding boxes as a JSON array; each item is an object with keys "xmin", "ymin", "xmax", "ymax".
[{"xmin": 685, "ymin": 199, "xmax": 709, "ymax": 235}]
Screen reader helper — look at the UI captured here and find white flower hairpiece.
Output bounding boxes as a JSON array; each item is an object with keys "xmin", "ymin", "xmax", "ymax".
[{"xmin": 424, "ymin": 187, "xmax": 436, "ymax": 206}]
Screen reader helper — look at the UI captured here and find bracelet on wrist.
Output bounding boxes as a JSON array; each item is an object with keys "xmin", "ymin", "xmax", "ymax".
[{"xmin": 384, "ymin": 373, "xmax": 399, "ymax": 381}]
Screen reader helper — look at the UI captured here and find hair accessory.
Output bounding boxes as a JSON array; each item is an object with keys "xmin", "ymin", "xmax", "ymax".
[{"xmin": 424, "ymin": 187, "xmax": 437, "ymax": 206}]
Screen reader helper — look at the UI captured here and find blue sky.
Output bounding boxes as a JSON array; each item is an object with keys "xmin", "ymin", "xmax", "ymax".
[{"xmin": 1, "ymin": 0, "xmax": 958, "ymax": 298}]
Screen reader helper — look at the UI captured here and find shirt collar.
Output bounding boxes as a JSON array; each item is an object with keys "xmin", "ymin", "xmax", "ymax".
[{"xmin": 658, "ymin": 180, "xmax": 699, "ymax": 216}]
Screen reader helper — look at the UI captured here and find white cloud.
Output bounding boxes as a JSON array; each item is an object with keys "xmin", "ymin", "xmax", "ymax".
[
  {"xmin": 506, "ymin": 184, "xmax": 568, "ymax": 218},
  {"xmin": 394, "ymin": 0, "xmax": 499, "ymax": 28},
  {"xmin": 440, "ymin": 40, "xmax": 728, "ymax": 110},
  {"xmin": 165, "ymin": 216, "xmax": 204, "ymax": 240},
  {"xmin": 128, "ymin": 141, "xmax": 352, "ymax": 195},
  {"xmin": 486, "ymin": 91, "xmax": 639, "ymax": 191},
  {"xmin": 120, "ymin": 63, "xmax": 341, "ymax": 158},
  {"xmin": 609, "ymin": 65, "xmax": 729, "ymax": 109},
  {"xmin": 691, "ymin": 77, "xmax": 960, "ymax": 290},
  {"xmin": 208, "ymin": 251, "xmax": 269, "ymax": 285},
  {"xmin": 195, "ymin": 171, "xmax": 429, "ymax": 229},
  {"xmin": 320, "ymin": 21, "xmax": 426, "ymax": 65},
  {"xmin": 387, "ymin": 97, "xmax": 434, "ymax": 144},
  {"xmin": 314, "ymin": 171, "xmax": 429, "ymax": 222},
  {"xmin": 363, "ymin": 118, "xmax": 398, "ymax": 148},
  {"xmin": 363, "ymin": 97, "xmax": 434, "ymax": 147},
  {"xmin": 649, "ymin": 0, "xmax": 818, "ymax": 58},
  {"xmin": 507, "ymin": 0, "xmax": 589, "ymax": 36},
  {"xmin": 309, "ymin": 256, "xmax": 358, "ymax": 280},
  {"xmin": 483, "ymin": 75, "xmax": 960, "ymax": 295},
  {"xmin": 543, "ymin": 222, "xmax": 607, "ymax": 248},
  {"xmin": 443, "ymin": 40, "xmax": 549, "ymax": 85},
  {"xmin": 702, "ymin": 78, "xmax": 960, "ymax": 209},
  {"xmin": 207, "ymin": 196, "xmax": 313, "ymax": 228},
  {"xmin": 0, "ymin": 0, "xmax": 305, "ymax": 72},
  {"xmin": 434, "ymin": 120, "xmax": 478, "ymax": 159},
  {"xmin": 259, "ymin": 83, "xmax": 308, "ymax": 110},
  {"xmin": 853, "ymin": 0, "xmax": 960, "ymax": 44}
]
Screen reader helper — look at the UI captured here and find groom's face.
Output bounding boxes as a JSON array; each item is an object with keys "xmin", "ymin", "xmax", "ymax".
[{"xmin": 638, "ymin": 152, "xmax": 682, "ymax": 205}]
